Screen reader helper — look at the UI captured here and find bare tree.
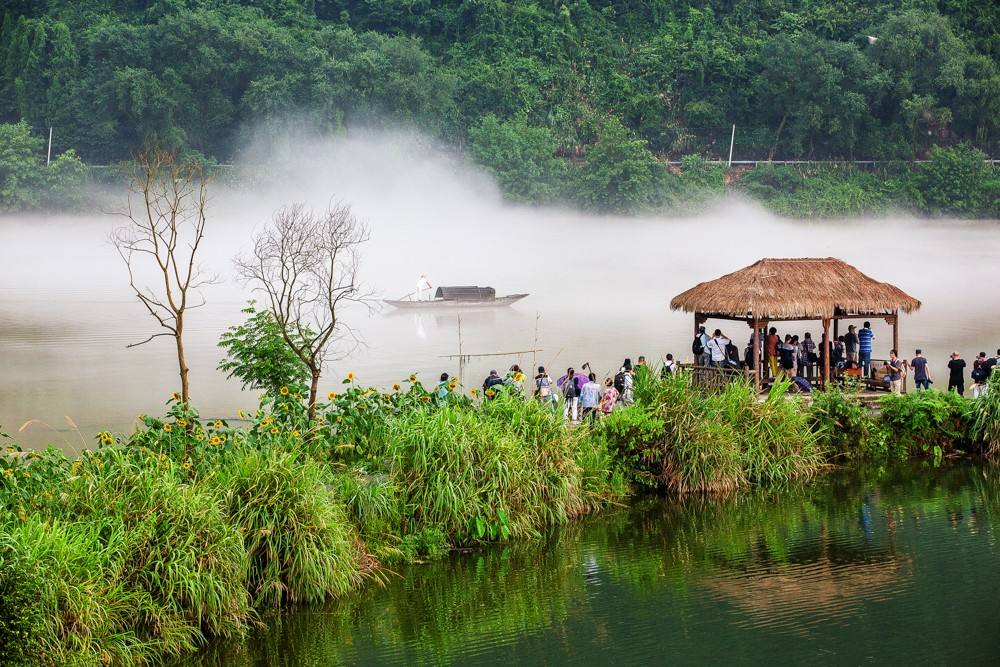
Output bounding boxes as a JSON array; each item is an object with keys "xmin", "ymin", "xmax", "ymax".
[
  {"xmin": 236, "ymin": 202, "xmax": 373, "ymax": 421},
  {"xmin": 111, "ymin": 150, "xmax": 216, "ymax": 404}
]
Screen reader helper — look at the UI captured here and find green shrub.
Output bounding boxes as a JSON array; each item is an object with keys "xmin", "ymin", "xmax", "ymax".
[
  {"xmin": 605, "ymin": 372, "xmax": 824, "ymax": 493},
  {"xmin": 203, "ymin": 448, "xmax": 369, "ymax": 606},
  {"xmin": 809, "ymin": 385, "xmax": 892, "ymax": 459},
  {"xmin": 879, "ymin": 389, "xmax": 975, "ymax": 459},
  {"xmin": 972, "ymin": 372, "xmax": 1000, "ymax": 457}
]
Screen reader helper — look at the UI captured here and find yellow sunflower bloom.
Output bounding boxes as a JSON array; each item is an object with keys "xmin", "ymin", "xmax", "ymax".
[
  {"xmin": 291, "ymin": 430, "xmax": 300, "ymax": 437},
  {"xmin": 408, "ymin": 374, "xmax": 417, "ymax": 383},
  {"xmin": 195, "ymin": 434, "xmax": 205, "ymax": 442},
  {"xmin": 214, "ymin": 420, "xmax": 223, "ymax": 428},
  {"xmin": 392, "ymin": 383, "xmax": 400, "ymax": 392},
  {"xmin": 279, "ymin": 386, "xmax": 289, "ymax": 396},
  {"xmin": 347, "ymin": 372, "xmax": 356, "ymax": 381},
  {"xmin": 176, "ymin": 419, "xmax": 188, "ymax": 427},
  {"xmin": 270, "ymin": 427, "xmax": 279, "ymax": 435},
  {"xmin": 209, "ymin": 436, "xmax": 222, "ymax": 446},
  {"xmin": 328, "ymin": 391, "xmax": 337, "ymax": 400},
  {"xmin": 163, "ymin": 424, "xmax": 173, "ymax": 432}
]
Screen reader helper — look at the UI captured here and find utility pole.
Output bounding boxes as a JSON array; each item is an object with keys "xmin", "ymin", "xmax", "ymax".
[
  {"xmin": 46, "ymin": 127, "xmax": 53, "ymax": 166},
  {"xmin": 727, "ymin": 124, "xmax": 736, "ymax": 167}
]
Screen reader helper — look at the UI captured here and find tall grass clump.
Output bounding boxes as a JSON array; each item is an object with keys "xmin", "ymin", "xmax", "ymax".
[
  {"xmin": 202, "ymin": 447, "xmax": 370, "ymax": 606},
  {"xmin": 973, "ymin": 373, "xmax": 1000, "ymax": 458},
  {"xmin": 366, "ymin": 396, "xmax": 605, "ymax": 544},
  {"xmin": 599, "ymin": 371, "xmax": 824, "ymax": 494}
]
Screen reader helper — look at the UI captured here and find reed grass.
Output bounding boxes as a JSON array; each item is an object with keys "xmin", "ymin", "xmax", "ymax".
[{"xmin": 202, "ymin": 448, "xmax": 369, "ymax": 606}]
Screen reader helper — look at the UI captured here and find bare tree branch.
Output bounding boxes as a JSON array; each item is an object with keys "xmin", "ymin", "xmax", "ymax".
[
  {"xmin": 110, "ymin": 149, "xmax": 219, "ymax": 404},
  {"xmin": 235, "ymin": 201, "xmax": 376, "ymax": 420}
]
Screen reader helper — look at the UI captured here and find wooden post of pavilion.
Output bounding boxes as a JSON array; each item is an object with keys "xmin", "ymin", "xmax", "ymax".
[
  {"xmin": 822, "ymin": 317, "xmax": 831, "ymax": 388},
  {"xmin": 751, "ymin": 319, "xmax": 761, "ymax": 393}
]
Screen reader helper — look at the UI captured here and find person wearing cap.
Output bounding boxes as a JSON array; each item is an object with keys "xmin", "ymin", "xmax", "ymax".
[{"xmin": 947, "ymin": 352, "xmax": 966, "ymax": 395}]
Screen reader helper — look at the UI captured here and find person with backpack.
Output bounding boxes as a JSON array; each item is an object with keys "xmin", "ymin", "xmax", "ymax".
[
  {"xmin": 972, "ymin": 353, "xmax": 990, "ymax": 398},
  {"xmin": 483, "ymin": 370, "xmax": 504, "ymax": 397},
  {"xmin": 661, "ymin": 353, "xmax": 677, "ymax": 378},
  {"xmin": 858, "ymin": 322, "xmax": 875, "ymax": 376},
  {"xmin": 802, "ymin": 332, "xmax": 817, "ymax": 377},
  {"xmin": 778, "ymin": 335, "xmax": 795, "ymax": 378},
  {"xmin": 706, "ymin": 329, "xmax": 730, "ymax": 368},
  {"xmin": 534, "ymin": 366, "xmax": 556, "ymax": 407},
  {"xmin": 561, "ymin": 367, "xmax": 579, "ymax": 421},
  {"xmin": 948, "ymin": 352, "xmax": 966, "ymax": 395},
  {"xmin": 693, "ymin": 326, "xmax": 710, "ymax": 366}
]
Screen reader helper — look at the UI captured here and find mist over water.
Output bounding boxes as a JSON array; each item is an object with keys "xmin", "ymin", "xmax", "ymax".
[{"xmin": 1, "ymin": 128, "xmax": 998, "ymax": 451}]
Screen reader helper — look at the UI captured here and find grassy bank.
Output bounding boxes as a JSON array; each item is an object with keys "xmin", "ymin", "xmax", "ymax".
[{"xmin": 2, "ymin": 371, "xmax": 999, "ymax": 665}]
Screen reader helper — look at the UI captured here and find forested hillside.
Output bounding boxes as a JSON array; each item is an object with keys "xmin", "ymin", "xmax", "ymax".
[{"xmin": 2, "ymin": 0, "xmax": 999, "ymax": 214}]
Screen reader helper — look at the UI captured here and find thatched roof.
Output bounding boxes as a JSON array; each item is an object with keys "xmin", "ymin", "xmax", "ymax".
[{"xmin": 670, "ymin": 258, "xmax": 921, "ymax": 320}]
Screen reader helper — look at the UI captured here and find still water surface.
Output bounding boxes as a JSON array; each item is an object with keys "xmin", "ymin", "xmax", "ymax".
[{"xmin": 188, "ymin": 464, "xmax": 1000, "ymax": 666}]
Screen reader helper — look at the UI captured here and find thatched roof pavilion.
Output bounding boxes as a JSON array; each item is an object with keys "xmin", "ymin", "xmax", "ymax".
[{"xmin": 670, "ymin": 258, "xmax": 921, "ymax": 390}]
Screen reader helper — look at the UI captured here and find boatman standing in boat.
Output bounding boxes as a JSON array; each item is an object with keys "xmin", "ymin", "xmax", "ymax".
[{"xmin": 416, "ymin": 274, "xmax": 432, "ymax": 301}]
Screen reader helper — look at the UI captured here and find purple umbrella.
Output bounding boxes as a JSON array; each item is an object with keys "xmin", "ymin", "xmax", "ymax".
[{"xmin": 556, "ymin": 373, "xmax": 587, "ymax": 391}]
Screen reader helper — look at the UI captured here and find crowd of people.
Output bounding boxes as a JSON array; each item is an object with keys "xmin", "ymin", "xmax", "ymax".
[
  {"xmin": 691, "ymin": 322, "xmax": 999, "ymax": 397},
  {"xmin": 472, "ymin": 356, "xmax": 681, "ymax": 423},
  {"xmin": 461, "ymin": 331, "xmax": 997, "ymax": 424}
]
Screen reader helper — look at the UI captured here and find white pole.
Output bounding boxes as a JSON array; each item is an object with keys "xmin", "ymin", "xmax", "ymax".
[
  {"xmin": 46, "ymin": 127, "xmax": 53, "ymax": 166},
  {"xmin": 727, "ymin": 124, "xmax": 735, "ymax": 167}
]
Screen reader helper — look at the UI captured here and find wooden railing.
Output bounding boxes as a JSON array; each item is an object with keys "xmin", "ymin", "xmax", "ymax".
[{"xmin": 679, "ymin": 364, "xmax": 755, "ymax": 393}]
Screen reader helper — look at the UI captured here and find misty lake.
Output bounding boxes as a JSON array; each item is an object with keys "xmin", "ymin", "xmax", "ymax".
[{"xmin": 1, "ymin": 134, "xmax": 999, "ymax": 451}]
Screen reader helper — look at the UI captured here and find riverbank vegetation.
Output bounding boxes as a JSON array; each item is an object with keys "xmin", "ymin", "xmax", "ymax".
[
  {"xmin": 3, "ymin": 1, "xmax": 1000, "ymax": 216},
  {"xmin": 2, "ymin": 368, "xmax": 1000, "ymax": 664}
]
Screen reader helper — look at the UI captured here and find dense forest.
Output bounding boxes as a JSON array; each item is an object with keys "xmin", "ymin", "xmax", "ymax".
[{"xmin": 1, "ymin": 0, "xmax": 999, "ymax": 215}]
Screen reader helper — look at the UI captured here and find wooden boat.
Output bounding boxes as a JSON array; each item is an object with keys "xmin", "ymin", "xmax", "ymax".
[{"xmin": 384, "ymin": 286, "xmax": 528, "ymax": 309}]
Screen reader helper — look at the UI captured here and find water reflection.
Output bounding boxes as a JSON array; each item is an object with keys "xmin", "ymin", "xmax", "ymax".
[{"xmin": 186, "ymin": 464, "xmax": 1000, "ymax": 666}]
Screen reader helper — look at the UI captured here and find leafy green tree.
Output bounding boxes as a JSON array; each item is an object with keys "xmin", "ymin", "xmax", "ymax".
[
  {"xmin": 912, "ymin": 144, "xmax": 998, "ymax": 216},
  {"xmin": 218, "ymin": 303, "xmax": 311, "ymax": 396},
  {"xmin": 0, "ymin": 121, "xmax": 87, "ymax": 211},
  {"xmin": 574, "ymin": 117, "xmax": 665, "ymax": 213},
  {"xmin": 468, "ymin": 114, "xmax": 567, "ymax": 204}
]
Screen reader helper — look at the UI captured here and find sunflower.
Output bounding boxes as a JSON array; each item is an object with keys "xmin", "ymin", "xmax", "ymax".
[
  {"xmin": 209, "ymin": 436, "xmax": 222, "ymax": 446},
  {"xmin": 420, "ymin": 395, "xmax": 431, "ymax": 402},
  {"xmin": 346, "ymin": 372, "xmax": 356, "ymax": 381},
  {"xmin": 392, "ymin": 383, "xmax": 401, "ymax": 392},
  {"xmin": 176, "ymin": 419, "xmax": 188, "ymax": 427},
  {"xmin": 270, "ymin": 427, "xmax": 279, "ymax": 435},
  {"xmin": 181, "ymin": 461, "xmax": 192, "ymax": 470},
  {"xmin": 448, "ymin": 382, "xmax": 457, "ymax": 391},
  {"xmin": 172, "ymin": 392, "xmax": 182, "ymax": 401},
  {"xmin": 336, "ymin": 415, "xmax": 343, "ymax": 423},
  {"xmin": 485, "ymin": 389, "xmax": 495, "ymax": 398},
  {"xmin": 163, "ymin": 423, "xmax": 173, "ymax": 432},
  {"xmin": 279, "ymin": 386, "xmax": 289, "ymax": 396},
  {"xmin": 214, "ymin": 420, "xmax": 223, "ymax": 428},
  {"xmin": 408, "ymin": 374, "xmax": 417, "ymax": 383},
  {"xmin": 291, "ymin": 430, "xmax": 300, "ymax": 438},
  {"xmin": 195, "ymin": 434, "xmax": 205, "ymax": 442},
  {"xmin": 513, "ymin": 372, "xmax": 525, "ymax": 383},
  {"xmin": 328, "ymin": 391, "xmax": 337, "ymax": 400}
]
